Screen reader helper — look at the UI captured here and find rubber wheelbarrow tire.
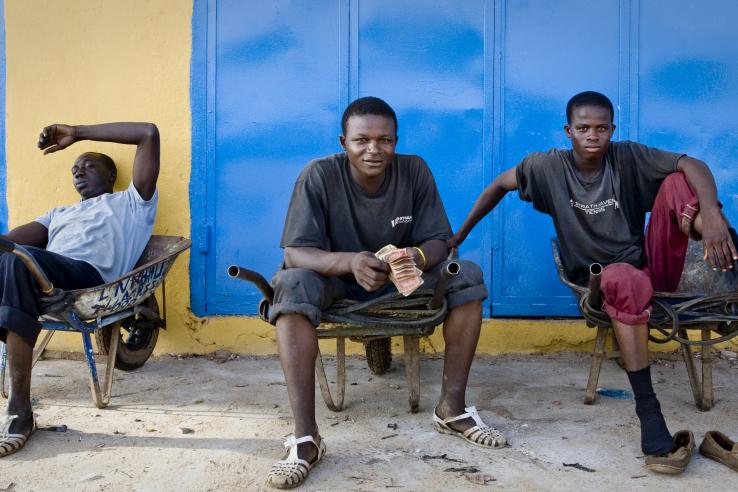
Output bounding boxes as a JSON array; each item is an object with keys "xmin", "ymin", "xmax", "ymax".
[
  {"xmin": 365, "ymin": 337, "xmax": 392, "ymax": 375},
  {"xmin": 95, "ymin": 295, "xmax": 160, "ymax": 371}
]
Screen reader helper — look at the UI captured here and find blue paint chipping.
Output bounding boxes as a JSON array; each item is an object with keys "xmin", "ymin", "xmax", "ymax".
[
  {"xmin": 190, "ymin": 0, "xmax": 738, "ymax": 317},
  {"xmin": 0, "ymin": 1, "xmax": 7, "ymax": 233}
]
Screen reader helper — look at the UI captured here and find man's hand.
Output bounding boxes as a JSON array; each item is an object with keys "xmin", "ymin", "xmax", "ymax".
[
  {"xmin": 38, "ymin": 124, "xmax": 77, "ymax": 154},
  {"xmin": 351, "ymin": 251, "xmax": 390, "ymax": 291},
  {"xmin": 448, "ymin": 230, "xmax": 467, "ymax": 249},
  {"xmin": 700, "ymin": 207, "xmax": 737, "ymax": 271}
]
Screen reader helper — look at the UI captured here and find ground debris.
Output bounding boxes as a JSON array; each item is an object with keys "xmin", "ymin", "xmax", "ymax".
[
  {"xmin": 387, "ymin": 423, "xmax": 398, "ymax": 430},
  {"xmin": 179, "ymin": 427, "xmax": 195, "ymax": 434},
  {"xmin": 39, "ymin": 424, "xmax": 67, "ymax": 432},
  {"xmin": 80, "ymin": 474, "xmax": 103, "ymax": 482},
  {"xmin": 0, "ymin": 482, "xmax": 14, "ymax": 491},
  {"xmin": 563, "ymin": 462, "xmax": 596, "ymax": 472},
  {"xmin": 381, "ymin": 433, "xmax": 398, "ymax": 440},
  {"xmin": 207, "ymin": 350, "xmax": 239, "ymax": 364},
  {"xmin": 464, "ymin": 473, "xmax": 496, "ymax": 485},
  {"xmin": 422, "ymin": 453, "xmax": 466, "ymax": 464},
  {"xmin": 444, "ymin": 466, "xmax": 480, "ymax": 473}
]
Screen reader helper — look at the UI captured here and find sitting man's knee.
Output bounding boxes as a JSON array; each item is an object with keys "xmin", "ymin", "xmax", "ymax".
[
  {"xmin": 601, "ymin": 263, "xmax": 653, "ymax": 325},
  {"xmin": 270, "ymin": 268, "xmax": 328, "ymax": 327},
  {"xmin": 443, "ymin": 259, "xmax": 488, "ymax": 309}
]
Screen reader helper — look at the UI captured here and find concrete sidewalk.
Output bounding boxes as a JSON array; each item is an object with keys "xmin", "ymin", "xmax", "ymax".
[{"xmin": 2, "ymin": 352, "xmax": 738, "ymax": 491}]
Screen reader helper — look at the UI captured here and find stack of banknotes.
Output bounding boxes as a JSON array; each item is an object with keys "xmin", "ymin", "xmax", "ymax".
[{"xmin": 375, "ymin": 244, "xmax": 424, "ymax": 296}]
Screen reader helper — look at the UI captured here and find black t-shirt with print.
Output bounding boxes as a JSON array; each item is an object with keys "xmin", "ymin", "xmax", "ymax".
[
  {"xmin": 281, "ymin": 152, "xmax": 451, "ymax": 256},
  {"xmin": 516, "ymin": 141, "xmax": 683, "ymax": 285}
]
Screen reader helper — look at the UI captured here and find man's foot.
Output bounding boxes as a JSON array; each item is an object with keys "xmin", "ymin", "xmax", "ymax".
[
  {"xmin": 433, "ymin": 405, "xmax": 507, "ymax": 448},
  {"xmin": 0, "ymin": 413, "xmax": 36, "ymax": 458},
  {"xmin": 636, "ymin": 398, "xmax": 677, "ymax": 456},
  {"xmin": 266, "ymin": 435, "xmax": 326, "ymax": 489},
  {"xmin": 645, "ymin": 430, "xmax": 695, "ymax": 474}
]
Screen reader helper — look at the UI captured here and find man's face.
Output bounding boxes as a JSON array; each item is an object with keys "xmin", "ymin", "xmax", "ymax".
[
  {"xmin": 340, "ymin": 114, "xmax": 397, "ymax": 186},
  {"xmin": 72, "ymin": 154, "xmax": 115, "ymax": 200},
  {"xmin": 565, "ymin": 105, "xmax": 615, "ymax": 161}
]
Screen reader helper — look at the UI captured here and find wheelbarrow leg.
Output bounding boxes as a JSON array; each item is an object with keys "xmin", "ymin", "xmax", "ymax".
[
  {"xmin": 700, "ymin": 328, "xmax": 714, "ymax": 411},
  {"xmin": 315, "ymin": 337, "xmax": 345, "ymax": 412},
  {"xmin": 0, "ymin": 342, "xmax": 7, "ymax": 398},
  {"xmin": 82, "ymin": 330, "xmax": 119, "ymax": 409},
  {"xmin": 678, "ymin": 328, "xmax": 703, "ymax": 409},
  {"xmin": 584, "ymin": 326, "xmax": 608, "ymax": 405},
  {"xmin": 31, "ymin": 330, "xmax": 55, "ymax": 367},
  {"xmin": 403, "ymin": 335, "xmax": 421, "ymax": 413}
]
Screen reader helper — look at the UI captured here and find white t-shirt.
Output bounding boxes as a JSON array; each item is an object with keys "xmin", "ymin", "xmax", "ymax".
[{"xmin": 35, "ymin": 182, "xmax": 158, "ymax": 283}]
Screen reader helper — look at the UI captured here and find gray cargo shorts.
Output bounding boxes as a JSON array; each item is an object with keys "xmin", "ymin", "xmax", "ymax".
[{"xmin": 268, "ymin": 259, "xmax": 488, "ymax": 326}]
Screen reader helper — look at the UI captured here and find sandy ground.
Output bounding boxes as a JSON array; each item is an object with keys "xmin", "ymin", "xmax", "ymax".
[{"xmin": 2, "ymin": 351, "xmax": 738, "ymax": 491}]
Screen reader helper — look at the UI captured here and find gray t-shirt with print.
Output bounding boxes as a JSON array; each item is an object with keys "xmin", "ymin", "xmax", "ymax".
[
  {"xmin": 281, "ymin": 152, "xmax": 451, "ymax": 256},
  {"xmin": 36, "ymin": 182, "xmax": 158, "ymax": 283},
  {"xmin": 516, "ymin": 141, "xmax": 683, "ymax": 285}
]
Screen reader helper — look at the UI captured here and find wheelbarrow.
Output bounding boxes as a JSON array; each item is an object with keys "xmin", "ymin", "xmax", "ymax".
[
  {"xmin": 228, "ymin": 260, "xmax": 460, "ymax": 413},
  {"xmin": 0, "ymin": 235, "xmax": 191, "ymax": 408},
  {"xmin": 551, "ymin": 238, "xmax": 738, "ymax": 410}
]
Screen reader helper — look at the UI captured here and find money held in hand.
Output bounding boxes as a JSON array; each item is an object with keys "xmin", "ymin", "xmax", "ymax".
[{"xmin": 375, "ymin": 244, "xmax": 424, "ymax": 296}]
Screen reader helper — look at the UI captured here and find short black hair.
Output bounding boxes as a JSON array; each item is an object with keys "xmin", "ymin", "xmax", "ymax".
[
  {"xmin": 341, "ymin": 96, "xmax": 398, "ymax": 135},
  {"xmin": 79, "ymin": 152, "xmax": 118, "ymax": 179},
  {"xmin": 566, "ymin": 91, "xmax": 614, "ymax": 124}
]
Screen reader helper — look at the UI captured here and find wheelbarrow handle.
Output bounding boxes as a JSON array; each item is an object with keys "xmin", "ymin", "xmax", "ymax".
[
  {"xmin": 0, "ymin": 239, "xmax": 55, "ymax": 295},
  {"xmin": 429, "ymin": 261, "xmax": 461, "ymax": 310},
  {"xmin": 228, "ymin": 265, "xmax": 274, "ymax": 304},
  {"xmin": 0, "ymin": 237, "xmax": 15, "ymax": 253}
]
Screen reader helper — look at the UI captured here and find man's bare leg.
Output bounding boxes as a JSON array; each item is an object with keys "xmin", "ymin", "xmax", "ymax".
[
  {"xmin": 611, "ymin": 320, "xmax": 649, "ymax": 371},
  {"xmin": 435, "ymin": 300, "xmax": 482, "ymax": 430},
  {"xmin": 612, "ymin": 320, "xmax": 675, "ymax": 455},
  {"xmin": 275, "ymin": 314, "xmax": 321, "ymax": 463},
  {"xmin": 4, "ymin": 331, "xmax": 34, "ymax": 436}
]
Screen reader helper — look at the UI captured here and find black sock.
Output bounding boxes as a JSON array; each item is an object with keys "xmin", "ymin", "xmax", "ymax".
[{"xmin": 626, "ymin": 366, "xmax": 677, "ymax": 455}]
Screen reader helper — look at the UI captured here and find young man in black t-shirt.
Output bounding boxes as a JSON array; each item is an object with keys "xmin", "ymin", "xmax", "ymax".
[
  {"xmin": 451, "ymin": 91, "xmax": 736, "ymax": 473},
  {"xmin": 265, "ymin": 97, "xmax": 505, "ymax": 489}
]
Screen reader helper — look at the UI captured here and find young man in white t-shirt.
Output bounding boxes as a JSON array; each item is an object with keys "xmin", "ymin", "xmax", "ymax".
[{"xmin": 0, "ymin": 122, "xmax": 159, "ymax": 457}]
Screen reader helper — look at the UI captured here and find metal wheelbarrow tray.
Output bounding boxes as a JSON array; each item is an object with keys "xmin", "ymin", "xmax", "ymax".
[{"xmin": 0, "ymin": 235, "xmax": 191, "ymax": 408}]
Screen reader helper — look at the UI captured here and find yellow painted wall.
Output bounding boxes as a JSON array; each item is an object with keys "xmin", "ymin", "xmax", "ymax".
[
  {"xmin": 4, "ymin": 0, "xmax": 198, "ymax": 354},
  {"xmin": 4, "ymin": 1, "xmax": 736, "ymax": 358}
]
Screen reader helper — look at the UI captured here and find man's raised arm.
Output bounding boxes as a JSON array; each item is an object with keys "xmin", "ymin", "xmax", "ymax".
[
  {"xmin": 38, "ymin": 122, "xmax": 160, "ymax": 200},
  {"xmin": 449, "ymin": 167, "xmax": 518, "ymax": 248},
  {"xmin": 677, "ymin": 156, "xmax": 737, "ymax": 270}
]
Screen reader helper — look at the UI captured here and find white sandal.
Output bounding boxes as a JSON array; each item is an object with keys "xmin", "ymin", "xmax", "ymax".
[
  {"xmin": 266, "ymin": 435, "xmax": 326, "ymax": 489},
  {"xmin": 0, "ymin": 414, "xmax": 36, "ymax": 458},
  {"xmin": 433, "ymin": 406, "xmax": 507, "ymax": 448}
]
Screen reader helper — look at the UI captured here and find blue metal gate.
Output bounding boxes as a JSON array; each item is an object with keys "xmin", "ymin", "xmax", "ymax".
[{"xmin": 191, "ymin": 0, "xmax": 738, "ymax": 317}]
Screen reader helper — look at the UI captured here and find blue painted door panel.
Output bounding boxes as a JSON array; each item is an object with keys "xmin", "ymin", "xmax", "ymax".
[
  {"xmin": 0, "ymin": 1, "xmax": 6, "ymax": 233},
  {"xmin": 191, "ymin": 0, "xmax": 738, "ymax": 317},
  {"xmin": 637, "ymin": 0, "xmax": 738, "ymax": 227},
  {"xmin": 490, "ymin": 0, "xmax": 621, "ymax": 315},
  {"xmin": 357, "ymin": 0, "xmax": 489, "ymax": 287},
  {"xmin": 197, "ymin": 0, "xmax": 343, "ymax": 314}
]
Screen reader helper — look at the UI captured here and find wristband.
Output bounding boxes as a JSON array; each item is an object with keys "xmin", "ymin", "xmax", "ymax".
[{"xmin": 412, "ymin": 246, "xmax": 427, "ymax": 267}]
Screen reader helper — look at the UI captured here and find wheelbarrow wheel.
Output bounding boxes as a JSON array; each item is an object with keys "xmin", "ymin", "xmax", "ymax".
[
  {"xmin": 95, "ymin": 295, "xmax": 161, "ymax": 371},
  {"xmin": 365, "ymin": 337, "xmax": 392, "ymax": 375}
]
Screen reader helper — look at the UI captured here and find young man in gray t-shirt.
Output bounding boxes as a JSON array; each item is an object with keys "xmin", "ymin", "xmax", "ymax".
[
  {"xmin": 451, "ymin": 91, "xmax": 735, "ymax": 473},
  {"xmin": 0, "ymin": 122, "xmax": 159, "ymax": 458},
  {"xmin": 265, "ymin": 97, "xmax": 504, "ymax": 489}
]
